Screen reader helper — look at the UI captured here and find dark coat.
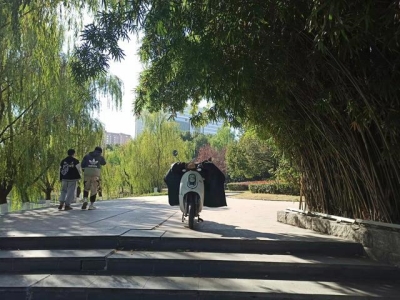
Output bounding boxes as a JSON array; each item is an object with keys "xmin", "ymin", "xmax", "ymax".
[
  {"xmin": 59, "ymin": 156, "xmax": 81, "ymax": 181},
  {"xmin": 164, "ymin": 161, "xmax": 227, "ymax": 208},
  {"xmin": 81, "ymin": 150, "xmax": 106, "ymax": 177}
]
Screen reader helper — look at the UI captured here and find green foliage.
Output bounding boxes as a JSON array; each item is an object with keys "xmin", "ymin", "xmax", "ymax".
[
  {"xmin": 249, "ymin": 183, "xmax": 300, "ymax": 196},
  {"xmin": 272, "ymin": 153, "xmax": 301, "ymax": 193},
  {"xmin": 226, "ymin": 130, "xmax": 277, "ymax": 180},
  {"xmin": 226, "ymin": 183, "xmax": 248, "ymax": 191},
  {"xmin": 180, "ymin": 131, "xmax": 193, "ymax": 142},
  {"xmin": 192, "ymin": 133, "xmax": 211, "ymax": 158},
  {"xmin": 0, "ymin": 0, "xmax": 122, "ymax": 204},
  {"xmin": 74, "ymin": 1, "xmax": 400, "ymax": 222},
  {"xmin": 180, "ymin": 131, "xmax": 212, "ymax": 159},
  {"xmin": 209, "ymin": 126, "xmax": 235, "ymax": 151},
  {"xmin": 102, "ymin": 111, "xmax": 191, "ymax": 196},
  {"xmin": 100, "ymin": 146, "xmax": 129, "ymax": 199},
  {"xmin": 137, "ymin": 191, "xmax": 168, "ymax": 197},
  {"xmin": 227, "ymin": 180, "xmax": 275, "ymax": 191}
]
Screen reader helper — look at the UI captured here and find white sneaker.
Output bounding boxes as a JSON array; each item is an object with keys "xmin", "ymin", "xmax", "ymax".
[{"xmin": 88, "ymin": 204, "xmax": 96, "ymax": 210}]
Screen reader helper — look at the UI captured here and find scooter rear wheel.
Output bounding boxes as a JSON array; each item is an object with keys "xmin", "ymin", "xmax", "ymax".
[{"xmin": 188, "ymin": 195, "xmax": 195, "ymax": 229}]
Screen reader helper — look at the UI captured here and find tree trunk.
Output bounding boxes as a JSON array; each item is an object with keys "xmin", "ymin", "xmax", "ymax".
[
  {"xmin": 0, "ymin": 180, "xmax": 13, "ymax": 205},
  {"xmin": 20, "ymin": 189, "xmax": 30, "ymax": 203},
  {"xmin": 45, "ymin": 188, "xmax": 52, "ymax": 200}
]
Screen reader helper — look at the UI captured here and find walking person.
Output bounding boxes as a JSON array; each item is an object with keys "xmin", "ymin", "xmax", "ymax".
[
  {"xmin": 58, "ymin": 149, "xmax": 82, "ymax": 211},
  {"xmin": 81, "ymin": 146, "xmax": 106, "ymax": 210},
  {"xmin": 76, "ymin": 185, "xmax": 81, "ymax": 201},
  {"xmin": 98, "ymin": 178, "xmax": 103, "ymax": 199}
]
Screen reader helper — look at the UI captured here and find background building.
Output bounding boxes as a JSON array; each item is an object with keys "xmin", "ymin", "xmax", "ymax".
[
  {"xmin": 104, "ymin": 131, "xmax": 132, "ymax": 145},
  {"xmin": 174, "ymin": 110, "xmax": 224, "ymax": 135},
  {"xmin": 133, "ymin": 109, "xmax": 224, "ymax": 138}
]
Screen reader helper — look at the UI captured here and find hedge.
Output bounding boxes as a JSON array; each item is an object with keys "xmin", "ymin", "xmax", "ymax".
[
  {"xmin": 249, "ymin": 183, "xmax": 300, "ymax": 196},
  {"xmin": 226, "ymin": 183, "xmax": 249, "ymax": 191}
]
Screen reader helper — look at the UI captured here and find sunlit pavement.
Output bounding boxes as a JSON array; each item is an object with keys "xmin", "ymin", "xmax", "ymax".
[
  {"xmin": 0, "ymin": 196, "xmax": 342, "ymax": 241},
  {"xmin": 1, "ymin": 196, "xmax": 400, "ymax": 299}
]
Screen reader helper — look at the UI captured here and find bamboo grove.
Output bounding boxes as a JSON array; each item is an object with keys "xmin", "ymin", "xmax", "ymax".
[
  {"xmin": 0, "ymin": 0, "xmax": 122, "ymax": 204},
  {"xmin": 74, "ymin": 1, "xmax": 400, "ymax": 222}
]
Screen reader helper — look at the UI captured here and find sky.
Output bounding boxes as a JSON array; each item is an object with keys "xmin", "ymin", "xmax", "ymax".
[
  {"xmin": 96, "ymin": 37, "xmax": 143, "ymax": 137},
  {"xmin": 94, "ymin": 34, "xmax": 210, "ymax": 137}
]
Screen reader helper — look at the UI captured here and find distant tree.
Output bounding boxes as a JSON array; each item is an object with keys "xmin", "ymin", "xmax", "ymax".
[
  {"xmin": 197, "ymin": 144, "xmax": 227, "ymax": 176},
  {"xmin": 127, "ymin": 112, "xmax": 191, "ymax": 194},
  {"xmin": 180, "ymin": 131, "xmax": 193, "ymax": 142},
  {"xmin": 210, "ymin": 126, "xmax": 235, "ymax": 151},
  {"xmin": 226, "ymin": 131, "xmax": 277, "ymax": 181}
]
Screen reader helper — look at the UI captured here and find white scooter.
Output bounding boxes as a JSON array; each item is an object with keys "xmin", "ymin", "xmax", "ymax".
[
  {"xmin": 174, "ymin": 151, "xmax": 204, "ymax": 229},
  {"xmin": 165, "ymin": 151, "xmax": 227, "ymax": 229}
]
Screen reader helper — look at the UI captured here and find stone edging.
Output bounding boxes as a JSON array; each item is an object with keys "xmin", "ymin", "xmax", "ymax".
[{"xmin": 277, "ymin": 210, "xmax": 400, "ymax": 267}]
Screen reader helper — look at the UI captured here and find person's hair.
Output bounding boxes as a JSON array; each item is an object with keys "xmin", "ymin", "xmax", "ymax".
[
  {"xmin": 67, "ymin": 149, "xmax": 75, "ymax": 156},
  {"xmin": 94, "ymin": 146, "xmax": 102, "ymax": 153}
]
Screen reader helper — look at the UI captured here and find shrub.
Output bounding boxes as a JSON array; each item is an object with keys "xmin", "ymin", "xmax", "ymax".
[
  {"xmin": 226, "ymin": 180, "xmax": 277, "ymax": 191},
  {"xmin": 249, "ymin": 183, "xmax": 300, "ymax": 196},
  {"xmin": 226, "ymin": 183, "xmax": 249, "ymax": 191}
]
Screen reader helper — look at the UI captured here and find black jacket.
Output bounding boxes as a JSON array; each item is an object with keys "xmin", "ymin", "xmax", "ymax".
[
  {"xmin": 164, "ymin": 161, "xmax": 227, "ymax": 208},
  {"xmin": 59, "ymin": 156, "xmax": 81, "ymax": 181}
]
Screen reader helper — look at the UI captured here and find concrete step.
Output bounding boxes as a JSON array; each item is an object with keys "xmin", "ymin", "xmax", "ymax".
[
  {"xmin": 0, "ymin": 249, "xmax": 114, "ymax": 274},
  {"xmin": 0, "ymin": 235, "xmax": 119, "ymax": 250},
  {"xmin": 1, "ymin": 274, "xmax": 399, "ymax": 300},
  {"xmin": 1, "ymin": 249, "xmax": 399, "ymax": 281},
  {"xmin": 119, "ymin": 237, "xmax": 366, "ymax": 257},
  {"xmin": 0, "ymin": 235, "xmax": 365, "ymax": 257},
  {"xmin": 107, "ymin": 251, "xmax": 400, "ymax": 281}
]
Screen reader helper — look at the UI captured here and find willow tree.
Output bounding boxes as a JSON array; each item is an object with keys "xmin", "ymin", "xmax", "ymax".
[
  {"xmin": 106, "ymin": 112, "xmax": 191, "ymax": 195},
  {"xmin": 140, "ymin": 112, "xmax": 190, "ymax": 193},
  {"xmin": 34, "ymin": 60, "xmax": 122, "ymax": 201},
  {"xmin": 73, "ymin": 1, "xmax": 400, "ymax": 222},
  {"xmin": 0, "ymin": 0, "xmax": 122, "ymax": 203},
  {"xmin": 116, "ymin": 143, "xmax": 137, "ymax": 196},
  {"xmin": 101, "ymin": 144, "xmax": 136, "ymax": 199},
  {"xmin": 0, "ymin": 1, "xmax": 65, "ymax": 203},
  {"xmin": 16, "ymin": 59, "xmax": 122, "ymax": 202}
]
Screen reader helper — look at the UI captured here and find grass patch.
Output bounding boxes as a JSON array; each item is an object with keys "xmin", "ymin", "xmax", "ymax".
[
  {"xmin": 228, "ymin": 191, "xmax": 300, "ymax": 202},
  {"xmin": 135, "ymin": 192, "xmax": 168, "ymax": 197}
]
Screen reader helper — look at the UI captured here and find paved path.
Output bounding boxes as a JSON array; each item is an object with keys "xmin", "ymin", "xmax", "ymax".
[
  {"xmin": 2, "ymin": 196, "xmax": 400, "ymax": 299},
  {"xmin": 0, "ymin": 196, "xmax": 342, "ymax": 241}
]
